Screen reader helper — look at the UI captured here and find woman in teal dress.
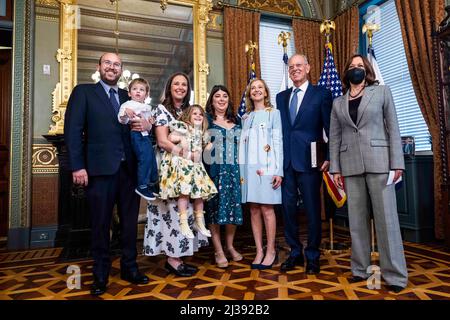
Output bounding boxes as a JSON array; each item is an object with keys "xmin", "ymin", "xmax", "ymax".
[
  {"xmin": 204, "ymin": 85, "xmax": 243, "ymax": 268},
  {"xmin": 239, "ymin": 78, "xmax": 283, "ymax": 270}
]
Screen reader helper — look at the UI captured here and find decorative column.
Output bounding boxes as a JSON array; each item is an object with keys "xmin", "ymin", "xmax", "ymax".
[{"xmin": 8, "ymin": 0, "xmax": 34, "ymax": 250}]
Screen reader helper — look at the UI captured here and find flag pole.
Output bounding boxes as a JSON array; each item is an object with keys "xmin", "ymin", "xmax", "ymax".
[
  {"xmin": 278, "ymin": 31, "xmax": 291, "ymax": 90},
  {"xmin": 245, "ymin": 40, "xmax": 258, "ymax": 77},
  {"xmin": 319, "ymin": 20, "xmax": 347, "ymax": 255},
  {"xmin": 363, "ymin": 22, "xmax": 381, "ymax": 258}
]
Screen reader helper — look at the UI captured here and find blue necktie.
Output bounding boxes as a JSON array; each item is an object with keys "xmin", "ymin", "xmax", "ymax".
[
  {"xmin": 109, "ymin": 88, "xmax": 120, "ymax": 114},
  {"xmin": 289, "ymin": 88, "xmax": 300, "ymax": 125}
]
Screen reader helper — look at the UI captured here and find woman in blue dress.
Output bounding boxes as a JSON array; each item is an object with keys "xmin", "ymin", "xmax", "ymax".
[
  {"xmin": 204, "ymin": 85, "xmax": 243, "ymax": 268},
  {"xmin": 239, "ymin": 78, "xmax": 283, "ymax": 270}
]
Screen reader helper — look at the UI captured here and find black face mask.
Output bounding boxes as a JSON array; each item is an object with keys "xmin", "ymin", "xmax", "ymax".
[{"xmin": 347, "ymin": 68, "xmax": 366, "ymax": 85}]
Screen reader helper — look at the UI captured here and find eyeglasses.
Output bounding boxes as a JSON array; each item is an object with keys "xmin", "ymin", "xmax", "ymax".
[
  {"xmin": 102, "ymin": 60, "xmax": 122, "ymax": 69},
  {"xmin": 288, "ymin": 63, "xmax": 308, "ymax": 71}
]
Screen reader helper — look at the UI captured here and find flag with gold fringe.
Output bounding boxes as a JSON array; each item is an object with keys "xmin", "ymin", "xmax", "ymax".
[{"xmin": 317, "ymin": 43, "xmax": 346, "ymax": 207}]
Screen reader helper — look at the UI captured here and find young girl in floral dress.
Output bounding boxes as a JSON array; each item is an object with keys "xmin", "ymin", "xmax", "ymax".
[{"xmin": 159, "ymin": 104, "xmax": 218, "ymax": 239}]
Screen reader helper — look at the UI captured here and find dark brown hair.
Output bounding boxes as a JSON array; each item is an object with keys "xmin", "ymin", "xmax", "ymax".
[
  {"xmin": 161, "ymin": 72, "xmax": 192, "ymax": 118},
  {"xmin": 342, "ymin": 54, "xmax": 379, "ymax": 93},
  {"xmin": 205, "ymin": 85, "xmax": 237, "ymax": 124},
  {"xmin": 180, "ymin": 104, "xmax": 209, "ymax": 133},
  {"xmin": 245, "ymin": 78, "xmax": 272, "ymax": 113}
]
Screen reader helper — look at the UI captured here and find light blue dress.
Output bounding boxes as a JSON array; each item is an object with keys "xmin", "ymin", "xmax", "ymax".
[{"xmin": 239, "ymin": 107, "xmax": 283, "ymax": 204}]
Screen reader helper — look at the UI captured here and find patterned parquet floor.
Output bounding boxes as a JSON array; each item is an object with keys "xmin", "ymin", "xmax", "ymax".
[{"xmin": 0, "ymin": 228, "xmax": 450, "ymax": 301}]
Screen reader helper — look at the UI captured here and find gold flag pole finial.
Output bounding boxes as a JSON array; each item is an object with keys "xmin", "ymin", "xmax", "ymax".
[
  {"xmin": 245, "ymin": 40, "xmax": 258, "ymax": 69},
  {"xmin": 362, "ymin": 22, "xmax": 380, "ymax": 47},
  {"xmin": 320, "ymin": 20, "xmax": 335, "ymax": 46},
  {"xmin": 277, "ymin": 31, "xmax": 291, "ymax": 50}
]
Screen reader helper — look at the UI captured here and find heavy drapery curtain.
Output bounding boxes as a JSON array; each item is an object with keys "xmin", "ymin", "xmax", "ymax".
[
  {"xmin": 332, "ymin": 6, "xmax": 360, "ymax": 75},
  {"xmin": 224, "ymin": 7, "xmax": 261, "ymax": 111},
  {"xmin": 292, "ymin": 19, "xmax": 325, "ymax": 85},
  {"xmin": 396, "ymin": 0, "xmax": 445, "ymax": 239}
]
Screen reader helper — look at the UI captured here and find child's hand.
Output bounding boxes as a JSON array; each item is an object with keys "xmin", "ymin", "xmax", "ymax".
[{"xmin": 125, "ymin": 108, "xmax": 136, "ymax": 119}]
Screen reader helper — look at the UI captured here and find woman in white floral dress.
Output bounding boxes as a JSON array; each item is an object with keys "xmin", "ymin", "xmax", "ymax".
[{"xmin": 143, "ymin": 72, "xmax": 208, "ymax": 277}]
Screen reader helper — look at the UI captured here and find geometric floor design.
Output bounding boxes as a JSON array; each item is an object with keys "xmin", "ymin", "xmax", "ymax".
[{"xmin": 1, "ymin": 230, "xmax": 450, "ymax": 300}]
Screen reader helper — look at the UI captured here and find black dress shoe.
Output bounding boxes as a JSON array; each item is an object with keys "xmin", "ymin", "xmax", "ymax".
[
  {"xmin": 120, "ymin": 270, "xmax": 149, "ymax": 284},
  {"xmin": 91, "ymin": 279, "xmax": 107, "ymax": 296},
  {"xmin": 387, "ymin": 285, "xmax": 405, "ymax": 293},
  {"xmin": 305, "ymin": 260, "xmax": 320, "ymax": 274},
  {"xmin": 280, "ymin": 255, "xmax": 304, "ymax": 272},
  {"xmin": 348, "ymin": 275, "xmax": 367, "ymax": 283},
  {"xmin": 165, "ymin": 262, "xmax": 195, "ymax": 277},
  {"xmin": 183, "ymin": 263, "xmax": 198, "ymax": 273}
]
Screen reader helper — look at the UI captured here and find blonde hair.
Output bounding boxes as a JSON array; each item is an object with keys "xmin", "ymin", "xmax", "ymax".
[
  {"xmin": 245, "ymin": 78, "xmax": 272, "ymax": 113},
  {"xmin": 180, "ymin": 104, "xmax": 209, "ymax": 133}
]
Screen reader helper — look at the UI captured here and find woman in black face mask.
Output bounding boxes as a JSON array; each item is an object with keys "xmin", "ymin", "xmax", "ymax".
[{"xmin": 328, "ymin": 54, "xmax": 408, "ymax": 294}]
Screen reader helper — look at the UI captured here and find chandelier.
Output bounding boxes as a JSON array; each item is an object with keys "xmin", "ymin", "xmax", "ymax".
[{"xmin": 91, "ymin": 0, "xmax": 139, "ymax": 89}]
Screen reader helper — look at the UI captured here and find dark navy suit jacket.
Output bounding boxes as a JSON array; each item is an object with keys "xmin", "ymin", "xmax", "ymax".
[
  {"xmin": 64, "ymin": 82, "xmax": 135, "ymax": 176},
  {"xmin": 276, "ymin": 83, "xmax": 332, "ymax": 172}
]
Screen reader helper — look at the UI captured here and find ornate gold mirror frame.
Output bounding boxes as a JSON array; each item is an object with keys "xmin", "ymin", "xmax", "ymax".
[{"xmin": 49, "ymin": 0, "xmax": 212, "ymax": 135}]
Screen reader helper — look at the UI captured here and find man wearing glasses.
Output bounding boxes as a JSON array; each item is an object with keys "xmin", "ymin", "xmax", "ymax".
[
  {"xmin": 276, "ymin": 54, "xmax": 332, "ymax": 275},
  {"xmin": 65, "ymin": 52, "xmax": 149, "ymax": 296}
]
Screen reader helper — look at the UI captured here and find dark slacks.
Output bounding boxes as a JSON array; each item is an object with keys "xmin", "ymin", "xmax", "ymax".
[
  {"xmin": 87, "ymin": 161, "xmax": 140, "ymax": 280},
  {"xmin": 282, "ymin": 165, "xmax": 322, "ymax": 261}
]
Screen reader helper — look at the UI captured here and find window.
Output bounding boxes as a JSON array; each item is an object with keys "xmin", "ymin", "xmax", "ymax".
[
  {"xmin": 259, "ymin": 18, "xmax": 296, "ymax": 107},
  {"xmin": 363, "ymin": 0, "xmax": 431, "ymax": 151}
]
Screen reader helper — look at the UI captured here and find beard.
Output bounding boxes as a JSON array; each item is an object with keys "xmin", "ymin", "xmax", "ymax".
[{"xmin": 100, "ymin": 68, "xmax": 121, "ymax": 85}]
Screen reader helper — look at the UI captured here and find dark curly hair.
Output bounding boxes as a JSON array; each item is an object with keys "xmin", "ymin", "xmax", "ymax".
[{"xmin": 205, "ymin": 85, "xmax": 237, "ymax": 124}]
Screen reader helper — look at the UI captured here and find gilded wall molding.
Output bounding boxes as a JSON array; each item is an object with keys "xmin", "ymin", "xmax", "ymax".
[
  {"xmin": 49, "ymin": 0, "xmax": 210, "ymax": 133},
  {"xmin": 48, "ymin": 0, "xmax": 77, "ymax": 135},
  {"xmin": 207, "ymin": 10, "xmax": 223, "ymax": 32},
  {"xmin": 32, "ymin": 145, "xmax": 59, "ymax": 174},
  {"xmin": 35, "ymin": 0, "xmax": 59, "ymax": 8},
  {"xmin": 238, "ymin": 0, "xmax": 302, "ymax": 16}
]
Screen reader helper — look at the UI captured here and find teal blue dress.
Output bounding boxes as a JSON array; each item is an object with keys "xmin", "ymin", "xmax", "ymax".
[{"xmin": 205, "ymin": 116, "xmax": 243, "ymax": 225}]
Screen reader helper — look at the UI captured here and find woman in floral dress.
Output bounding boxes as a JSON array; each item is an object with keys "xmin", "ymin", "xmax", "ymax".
[
  {"xmin": 204, "ymin": 85, "xmax": 243, "ymax": 268},
  {"xmin": 143, "ymin": 72, "xmax": 208, "ymax": 277}
]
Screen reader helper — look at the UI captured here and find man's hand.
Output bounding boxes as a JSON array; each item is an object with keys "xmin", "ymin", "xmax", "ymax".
[
  {"xmin": 333, "ymin": 173, "xmax": 344, "ymax": 189},
  {"xmin": 73, "ymin": 169, "xmax": 88, "ymax": 186},
  {"xmin": 130, "ymin": 116, "xmax": 151, "ymax": 132},
  {"xmin": 320, "ymin": 160, "xmax": 330, "ymax": 172}
]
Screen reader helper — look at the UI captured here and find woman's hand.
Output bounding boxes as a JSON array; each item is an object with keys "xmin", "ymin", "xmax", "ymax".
[
  {"xmin": 272, "ymin": 175, "xmax": 282, "ymax": 189},
  {"xmin": 333, "ymin": 173, "xmax": 344, "ymax": 189},
  {"xmin": 393, "ymin": 169, "xmax": 403, "ymax": 183},
  {"xmin": 130, "ymin": 116, "xmax": 151, "ymax": 132}
]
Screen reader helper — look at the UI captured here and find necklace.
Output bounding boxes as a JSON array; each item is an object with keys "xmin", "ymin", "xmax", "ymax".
[{"xmin": 349, "ymin": 85, "xmax": 365, "ymax": 99}]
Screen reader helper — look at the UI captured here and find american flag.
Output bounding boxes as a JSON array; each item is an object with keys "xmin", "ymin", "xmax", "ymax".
[
  {"xmin": 317, "ymin": 44, "xmax": 345, "ymax": 208},
  {"xmin": 367, "ymin": 45, "xmax": 385, "ymax": 85},
  {"xmin": 317, "ymin": 44, "xmax": 343, "ymax": 99},
  {"xmin": 237, "ymin": 63, "xmax": 257, "ymax": 118}
]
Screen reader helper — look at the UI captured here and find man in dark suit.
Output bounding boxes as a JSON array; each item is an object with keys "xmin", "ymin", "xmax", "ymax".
[
  {"xmin": 276, "ymin": 53, "xmax": 332, "ymax": 274},
  {"xmin": 64, "ymin": 52, "xmax": 149, "ymax": 296}
]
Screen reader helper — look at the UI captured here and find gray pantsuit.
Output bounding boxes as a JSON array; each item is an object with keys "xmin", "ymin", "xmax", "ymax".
[{"xmin": 329, "ymin": 84, "xmax": 408, "ymax": 288}]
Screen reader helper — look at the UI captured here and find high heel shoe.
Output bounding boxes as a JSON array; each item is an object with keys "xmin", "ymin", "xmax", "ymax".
[
  {"xmin": 258, "ymin": 251, "xmax": 278, "ymax": 270},
  {"xmin": 251, "ymin": 254, "xmax": 264, "ymax": 269},
  {"xmin": 226, "ymin": 247, "xmax": 243, "ymax": 262},
  {"xmin": 214, "ymin": 251, "xmax": 229, "ymax": 268}
]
